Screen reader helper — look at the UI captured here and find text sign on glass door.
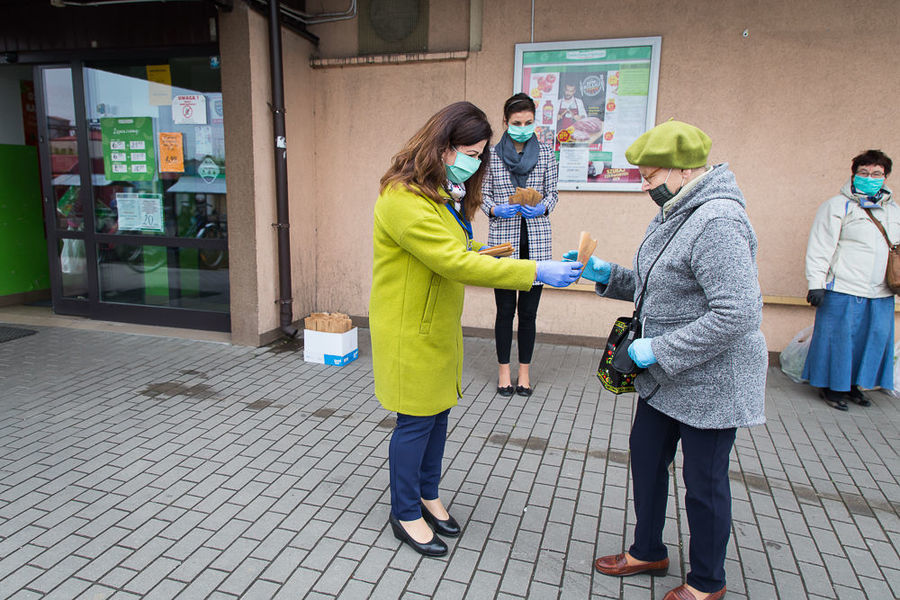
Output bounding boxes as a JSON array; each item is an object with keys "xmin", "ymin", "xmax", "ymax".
[
  {"xmin": 115, "ymin": 192, "xmax": 164, "ymax": 232},
  {"xmin": 101, "ymin": 117, "xmax": 155, "ymax": 181}
]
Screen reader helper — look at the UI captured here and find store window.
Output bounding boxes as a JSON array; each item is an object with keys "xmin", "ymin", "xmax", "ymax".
[{"xmin": 82, "ymin": 56, "xmax": 229, "ymax": 313}]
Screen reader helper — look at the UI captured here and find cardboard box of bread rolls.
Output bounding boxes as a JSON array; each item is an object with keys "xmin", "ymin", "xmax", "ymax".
[{"xmin": 303, "ymin": 312, "xmax": 359, "ymax": 366}]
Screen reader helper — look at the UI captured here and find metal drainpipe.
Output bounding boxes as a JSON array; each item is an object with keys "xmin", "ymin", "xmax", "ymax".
[{"xmin": 267, "ymin": 0, "xmax": 297, "ymax": 338}]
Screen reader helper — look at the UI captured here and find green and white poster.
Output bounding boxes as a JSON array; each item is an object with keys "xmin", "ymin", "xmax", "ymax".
[
  {"xmin": 514, "ymin": 37, "xmax": 661, "ymax": 192},
  {"xmin": 101, "ymin": 117, "xmax": 156, "ymax": 182},
  {"xmin": 115, "ymin": 192, "xmax": 164, "ymax": 233}
]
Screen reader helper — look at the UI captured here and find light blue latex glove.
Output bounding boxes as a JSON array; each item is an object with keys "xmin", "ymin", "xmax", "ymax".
[
  {"xmin": 492, "ymin": 203, "xmax": 520, "ymax": 218},
  {"xmin": 562, "ymin": 250, "xmax": 611, "ymax": 283},
  {"xmin": 628, "ymin": 338, "xmax": 657, "ymax": 368},
  {"xmin": 520, "ymin": 202, "xmax": 547, "ymax": 219},
  {"xmin": 535, "ymin": 260, "xmax": 583, "ymax": 287}
]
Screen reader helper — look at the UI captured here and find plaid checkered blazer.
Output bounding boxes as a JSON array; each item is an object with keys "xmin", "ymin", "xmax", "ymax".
[{"xmin": 480, "ymin": 142, "xmax": 559, "ymax": 264}]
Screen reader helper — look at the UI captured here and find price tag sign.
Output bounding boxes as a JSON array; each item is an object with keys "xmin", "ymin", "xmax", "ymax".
[
  {"xmin": 158, "ymin": 132, "xmax": 185, "ymax": 173},
  {"xmin": 101, "ymin": 117, "xmax": 156, "ymax": 181}
]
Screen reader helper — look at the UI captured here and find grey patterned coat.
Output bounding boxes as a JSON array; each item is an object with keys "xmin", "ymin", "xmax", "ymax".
[
  {"xmin": 598, "ymin": 164, "xmax": 767, "ymax": 429},
  {"xmin": 480, "ymin": 142, "xmax": 558, "ymax": 263}
]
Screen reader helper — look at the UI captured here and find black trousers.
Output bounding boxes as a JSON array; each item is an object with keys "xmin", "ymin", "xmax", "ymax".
[
  {"xmin": 628, "ymin": 398, "xmax": 736, "ymax": 593},
  {"xmin": 493, "ymin": 285, "xmax": 543, "ymax": 364}
]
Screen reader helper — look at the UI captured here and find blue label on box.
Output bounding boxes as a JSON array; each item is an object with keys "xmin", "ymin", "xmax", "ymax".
[{"xmin": 324, "ymin": 348, "xmax": 359, "ymax": 366}]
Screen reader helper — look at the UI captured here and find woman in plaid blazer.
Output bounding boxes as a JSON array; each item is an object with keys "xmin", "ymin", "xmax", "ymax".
[{"xmin": 481, "ymin": 93, "xmax": 560, "ymax": 397}]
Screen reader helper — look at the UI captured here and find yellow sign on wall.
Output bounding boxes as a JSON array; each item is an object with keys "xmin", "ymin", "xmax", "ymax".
[{"xmin": 146, "ymin": 64, "xmax": 172, "ymax": 106}]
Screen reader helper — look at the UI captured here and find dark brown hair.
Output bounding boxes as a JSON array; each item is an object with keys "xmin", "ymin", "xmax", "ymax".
[
  {"xmin": 380, "ymin": 102, "xmax": 492, "ymax": 220},
  {"xmin": 503, "ymin": 93, "xmax": 536, "ymax": 122},
  {"xmin": 851, "ymin": 149, "xmax": 892, "ymax": 176}
]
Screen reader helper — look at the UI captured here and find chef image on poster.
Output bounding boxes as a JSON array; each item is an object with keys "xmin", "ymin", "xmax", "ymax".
[{"xmin": 556, "ymin": 82, "xmax": 586, "ymax": 131}]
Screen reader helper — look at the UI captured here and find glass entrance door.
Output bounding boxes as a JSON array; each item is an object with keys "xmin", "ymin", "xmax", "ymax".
[
  {"xmin": 36, "ymin": 65, "xmax": 92, "ymax": 317},
  {"xmin": 35, "ymin": 56, "xmax": 229, "ymax": 331}
]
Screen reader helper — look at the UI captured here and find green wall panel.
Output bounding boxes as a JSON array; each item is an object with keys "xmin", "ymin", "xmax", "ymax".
[{"xmin": 0, "ymin": 144, "xmax": 49, "ymax": 296}]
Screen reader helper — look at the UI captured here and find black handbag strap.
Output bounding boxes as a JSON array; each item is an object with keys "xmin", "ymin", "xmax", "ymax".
[{"xmin": 633, "ymin": 206, "xmax": 700, "ymax": 319}]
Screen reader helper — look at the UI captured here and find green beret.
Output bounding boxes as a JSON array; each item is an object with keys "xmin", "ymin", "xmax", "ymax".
[{"xmin": 625, "ymin": 120, "xmax": 711, "ymax": 169}]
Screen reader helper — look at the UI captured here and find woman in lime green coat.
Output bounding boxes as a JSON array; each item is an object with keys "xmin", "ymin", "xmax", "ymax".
[{"xmin": 370, "ymin": 102, "xmax": 582, "ymax": 557}]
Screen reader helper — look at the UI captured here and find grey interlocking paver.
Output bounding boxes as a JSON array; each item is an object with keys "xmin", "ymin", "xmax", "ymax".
[
  {"xmin": 8, "ymin": 589, "xmax": 43, "ymax": 600},
  {"xmin": 311, "ymin": 556, "xmax": 357, "ymax": 595},
  {"xmin": 0, "ymin": 563, "xmax": 42, "ymax": 589},
  {"xmin": 44, "ymin": 577, "xmax": 93, "ymax": 600},
  {"xmin": 885, "ymin": 566, "xmax": 900, "ymax": 598},
  {"xmin": 218, "ymin": 556, "xmax": 269, "ymax": 596},
  {"xmin": 0, "ymin": 326, "xmax": 899, "ymax": 598},
  {"xmin": 335, "ymin": 577, "xmax": 374, "ymax": 599},
  {"xmin": 122, "ymin": 556, "xmax": 180, "ymax": 595},
  {"xmin": 27, "ymin": 554, "xmax": 89, "ymax": 593}
]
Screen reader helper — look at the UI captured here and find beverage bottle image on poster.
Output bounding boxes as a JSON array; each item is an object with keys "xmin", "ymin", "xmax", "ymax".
[
  {"xmin": 517, "ymin": 40, "xmax": 659, "ymax": 190},
  {"xmin": 101, "ymin": 117, "xmax": 156, "ymax": 182}
]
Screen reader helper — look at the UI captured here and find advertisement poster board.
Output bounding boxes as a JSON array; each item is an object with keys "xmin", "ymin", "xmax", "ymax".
[
  {"xmin": 101, "ymin": 117, "xmax": 156, "ymax": 182},
  {"xmin": 514, "ymin": 37, "xmax": 661, "ymax": 191}
]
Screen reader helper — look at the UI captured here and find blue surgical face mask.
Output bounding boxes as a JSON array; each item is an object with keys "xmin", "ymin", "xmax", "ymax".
[
  {"xmin": 445, "ymin": 148, "xmax": 482, "ymax": 184},
  {"xmin": 507, "ymin": 123, "xmax": 535, "ymax": 143},
  {"xmin": 853, "ymin": 174, "xmax": 885, "ymax": 196}
]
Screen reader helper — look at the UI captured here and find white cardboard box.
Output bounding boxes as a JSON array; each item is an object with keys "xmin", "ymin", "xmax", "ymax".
[{"xmin": 303, "ymin": 327, "xmax": 359, "ymax": 366}]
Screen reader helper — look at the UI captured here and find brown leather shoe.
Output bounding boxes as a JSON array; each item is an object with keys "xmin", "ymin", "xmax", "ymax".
[
  {"xmin": 593, "ymin": 552, "xmax": 669, "ymax": 577},
  {"xmin": 662, "ymin": 584, "xmax": 726, "ymax": 600}
]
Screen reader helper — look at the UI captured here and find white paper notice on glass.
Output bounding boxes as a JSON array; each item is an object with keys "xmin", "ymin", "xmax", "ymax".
[
  {"xmin": 116, "ymin": 192, "xmax": 164, "ymax": 233},
  {"xmin": 207, "ymin": 92, "xmax": 224, "ymax": 124},
  {"xmin": 195, "ymin": 125, "xmax": 213, "ymax": 156},
  {"xmin": 558, "ymin": 144, "xmax": 590, "ymax": 183},
  {"xmin": 172, "ymin": 94, "xmax": 208, "ymax": 125}
]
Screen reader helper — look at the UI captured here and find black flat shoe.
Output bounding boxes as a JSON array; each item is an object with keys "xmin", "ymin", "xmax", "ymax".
[
  {"xmin": 820, "ymin": 388, "xmax": 848, "ymax": 411},
  {"xmin": 497, "ymin": 385, "xmax": 514, "ymax": 397},
  {"xmin": 389, "ymin": 513, "xmax": 447, "ymax": 557},
  {"xmin": 848, "ymin": 386, "xmax": 871, "ymax": 406},
  {"xmin": 421, "ymin": 501, "xmax": 461, "ymax": 537},
  {"xmin": 515, "ymin": 385, "xmax": 533, "ymax": 397}
]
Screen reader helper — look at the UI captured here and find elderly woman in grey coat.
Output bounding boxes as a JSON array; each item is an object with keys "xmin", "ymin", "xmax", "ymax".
[{"xmin": 567, "ymin": 121, "xmax": 767, "ymax": 600}]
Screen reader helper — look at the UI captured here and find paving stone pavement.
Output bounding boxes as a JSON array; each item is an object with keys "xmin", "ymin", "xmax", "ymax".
[{"xmin": 0, "ymin": 324, "xmax": 898, "ymax": 600}]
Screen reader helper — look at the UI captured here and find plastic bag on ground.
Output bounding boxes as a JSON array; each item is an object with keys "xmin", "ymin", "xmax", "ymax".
[
  {"xmin": 890, "ymin": 340, "xmax": 900, "ymax": 397},
  {"xmin": 779, "ymin": 326, "xmax": 813, "ymax": 384}
]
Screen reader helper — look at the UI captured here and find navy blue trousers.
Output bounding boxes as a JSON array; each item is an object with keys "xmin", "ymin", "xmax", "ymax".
[
  {"xmin": 388, "ymin": 409, "xmax": 449, "ymax": 520},
  {"xmin": 628, "ymin": 398, "xmax": 736, "ymax": 593}
]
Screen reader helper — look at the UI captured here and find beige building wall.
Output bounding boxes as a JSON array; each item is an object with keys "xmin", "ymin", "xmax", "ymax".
[
  {"xmin": 234, "ymin": 0, "xmax": 900, "ymax": 349},
  {"xmin": 220, "ymin": 3, "xmax": 318, "ymax": 345},
  {"xmin": 219, "ymin": 4, "xmax": 262, "ymax": 346}
]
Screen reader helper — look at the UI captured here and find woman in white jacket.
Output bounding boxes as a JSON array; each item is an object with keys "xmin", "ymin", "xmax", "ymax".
[{"xmin": 803, "ymin": 149, "xmax": 898, "ymax": 410}]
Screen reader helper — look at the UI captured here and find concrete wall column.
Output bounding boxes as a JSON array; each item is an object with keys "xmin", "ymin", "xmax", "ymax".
[
  {"xmin": 219, "ymin": 3, "xmax": 276, "ymax": 345},
  {"xmin": 220, "ymin": 3, "xmax": 318, "ymax": 346}
]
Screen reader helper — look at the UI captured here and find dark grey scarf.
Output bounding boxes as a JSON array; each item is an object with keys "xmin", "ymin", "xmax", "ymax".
[{"xmin": 497, "ymin": 131, "xmax": 540, "ymax": 188}]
